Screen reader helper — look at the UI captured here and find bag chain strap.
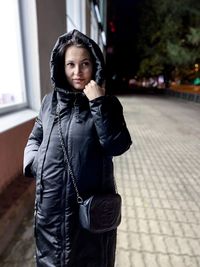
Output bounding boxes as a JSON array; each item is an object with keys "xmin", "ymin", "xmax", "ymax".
[{"xmin": 56, "ymin": 104, "xmax": 83, "ymax": 204}]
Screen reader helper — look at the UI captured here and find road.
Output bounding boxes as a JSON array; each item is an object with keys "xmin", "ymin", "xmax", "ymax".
[{"xmin": 1, "ymin": 94, "xmax": 200, "ymax": 267}]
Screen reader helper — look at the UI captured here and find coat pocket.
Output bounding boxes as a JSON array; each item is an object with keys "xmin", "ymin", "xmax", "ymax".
[{"xmin": 31, "ymin": 152, "xmax": 39, "ymax": 178}]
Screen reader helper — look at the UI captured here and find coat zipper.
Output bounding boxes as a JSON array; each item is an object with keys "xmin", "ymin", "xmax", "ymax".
[{"xmin": 61, "ymin": 104, "xmax": 75, "ymax": 266}]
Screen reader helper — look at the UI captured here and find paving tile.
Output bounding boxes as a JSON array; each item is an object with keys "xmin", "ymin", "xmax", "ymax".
[
  {"xmin": 131, "ymin": 251, "xmax": 145, "ymax": 267},
  {"xmin": 183, "ymin": 255, "xmax": 200, "ymax": 267},
  {"xmin": 115, "ymin": 250, "xmax": 131, "ymax": 267},
  {"xmin": 117, "ymin": 231, "xmax": 129, "ymax": 250},
  {"xmin": 149, "ymin": 220, "xmax": 162, "ymax": 235},
  {"xmin": 155, "ymin": 209, "xmax": 168, "ymax": 221},
  {"xmin": 118, "ymin": 217, "xmax": 128, "ymax": 231},
  {"xmin": 170, "ymin": 221, "xmax": 185, "ymax": 237},
  {"xmin": 188, "ymin": 239, "xmax": 200, "ymax": 256},
  {"xmin": 164, "ymin": 236, "xmax": 181, "ymax": 254},
  {"xmin": 127, "ymin": 218, "xmax": 138, "ymax": 233},
  {"xmin": 152, "ymin": 235, "xmax": 168, "ymax": 254},
  {"xmin": 151, "ymin": 198, "xmax": 163, "ymax": 209},
  {"xmin": 176, "ymin": 237, "xmax": 193, "ymax": 256},
  {"xmin": 170, "ymin": 255, "xmax": 186, "ymax": 267},
  {"xmin": 165, "ymin": 210, "xmax": 178, "ymax": 222},
  {"xmin": 157, "ymin": 254, "xmax": 172, "ymax": 267},
  {"xmin": 140, "ymin": 233, "xmax": 155, "ymax": 252},
  {"xmin": 145, "ymin": 208, "xmax": 157, "ymax": 220},
  {"xmin": 138, "ymin": 219, "xmax": 150, "ymax": 234},
  {"xmin": 136, "ymin": 207, "xmax": 147, "ymax": 220},
  {"xmin": 159, "ymin": 221, "xmax": 174, "ymax": 236},
  {"xmin": 144, "ymin": 253, "xmax": 159, "ymax": 267},
  {"xmin": 129, "ymin": 233, "xmax": 142, "ymax": 251},
  {"xmin": 181, "ymin": 223, "xmax": 197, "ymax": 238}
]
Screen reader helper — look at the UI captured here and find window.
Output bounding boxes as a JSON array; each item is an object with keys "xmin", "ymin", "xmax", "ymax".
[
  {"xmin": 66, "ymin": 0, "xmax": 86, "ymax": 34},
  {"xmin": 0, "ymin": 1, "xmax": 26, "ymax": 112}
]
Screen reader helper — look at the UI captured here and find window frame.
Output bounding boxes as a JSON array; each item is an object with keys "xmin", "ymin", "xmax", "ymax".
[
  {"xmin": 0, "ymin": 1, "xmax": 28, "ymax": 115},
  {"xmin": 0, "ymin": 0, "xmax": 41, "ymax": 118}
]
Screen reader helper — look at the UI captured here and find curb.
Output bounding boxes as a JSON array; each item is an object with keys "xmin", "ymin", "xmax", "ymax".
[{"xmin": 165, "ymin": 88, "xmax": 200, "ymax": 103}]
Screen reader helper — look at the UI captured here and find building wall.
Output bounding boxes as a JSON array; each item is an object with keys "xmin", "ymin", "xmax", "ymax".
[
  {"xmin": 0, "ymin": 121, "xmax": 34, "ymax": 193},
  {"xmin": 36, "ymin": 0, "xmax": 67, "ymax": 99}
]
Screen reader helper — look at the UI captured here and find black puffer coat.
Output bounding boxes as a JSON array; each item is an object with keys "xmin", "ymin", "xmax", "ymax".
[{"xmin": 24, "ymin": 30, "xmax": 132, "ymax": 267}]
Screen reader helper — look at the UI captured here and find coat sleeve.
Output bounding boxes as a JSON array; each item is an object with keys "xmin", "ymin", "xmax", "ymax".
[
  {"xmin": 23, "ymin": 96, "xmax": 46, "ymax": 177},
  {"xmin": 89, "ymin": 95, "xmax": 132, "ymax": 156}
]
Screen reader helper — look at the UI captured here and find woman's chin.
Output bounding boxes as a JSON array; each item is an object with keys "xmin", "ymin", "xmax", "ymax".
[
  {"xmin": 74, "ymin": 87, "xmax": 84, "ymax": 91},
  {"xmin": 72, "ymin": 85, "xmax": 84, "ymax": 91}
]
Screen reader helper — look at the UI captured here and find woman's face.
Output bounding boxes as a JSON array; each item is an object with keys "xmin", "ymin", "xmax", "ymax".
[{"xmin": 64, "ymin": 45, "xmax": 93, "ymax": 90}]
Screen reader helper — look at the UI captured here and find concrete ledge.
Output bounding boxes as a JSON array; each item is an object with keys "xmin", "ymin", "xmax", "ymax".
[
  {"xmin": 0, "ymin": 176, "xmax": 35, "ymax": 256},
  {"xmin": 0, "ymin": 109, "xmax": 37, "ymax": 134}
]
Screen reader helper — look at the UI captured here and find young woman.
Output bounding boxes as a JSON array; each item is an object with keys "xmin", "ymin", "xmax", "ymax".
[{"xmin": 24, "ymin": 29, "xmax": 132, "ymax": 267}]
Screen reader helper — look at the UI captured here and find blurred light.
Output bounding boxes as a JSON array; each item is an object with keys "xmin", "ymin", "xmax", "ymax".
[
  {"xmin": 158, "ymin": 75, "xmax": 164, "ymax": 84},
  {"xmin": 109, "ymin": 21, "xmax": 116, "ymax": 33},
  {"xmin": 107, "ymin": 46, "xmax": 114, "ymax": 54}
]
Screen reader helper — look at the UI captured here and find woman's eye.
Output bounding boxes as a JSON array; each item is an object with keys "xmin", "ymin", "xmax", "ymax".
[
  {"xmin": 82, "ymin": 62, "xmax": 90, "ymax": 67},
  {"xmin": 65, "ymin": 62, "xmax": 74, "ymax": 67}
]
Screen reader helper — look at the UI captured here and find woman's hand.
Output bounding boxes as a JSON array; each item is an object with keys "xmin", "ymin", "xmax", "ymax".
[{"xmin": 83, "ymin": 80, "xmax": 105, "ymax": 101}]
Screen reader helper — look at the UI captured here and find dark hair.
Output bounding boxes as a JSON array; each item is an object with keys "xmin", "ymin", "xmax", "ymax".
[{"xmin": 55, "ymin": 38, "xmax": 95, "ymax": 89}]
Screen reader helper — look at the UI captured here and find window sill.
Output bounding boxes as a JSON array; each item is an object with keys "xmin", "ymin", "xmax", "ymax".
[{"xmin": 0, "ymin": 109, "xmax": 37, "ymax": 133}]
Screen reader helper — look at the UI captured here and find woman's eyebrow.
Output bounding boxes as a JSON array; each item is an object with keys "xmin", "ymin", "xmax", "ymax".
[
  {"xmin": 81, "ymin": 58, "xmax": 91, "ymax": 61},
  {"xmin": 65, "ymin": 58, "xmax": 91, "ymax": 64}
]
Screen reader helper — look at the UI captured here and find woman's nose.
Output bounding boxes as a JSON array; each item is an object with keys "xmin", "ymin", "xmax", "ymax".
[{"xmin": 74, "ymin": 64, "xmax": 81, "ymax": 74}]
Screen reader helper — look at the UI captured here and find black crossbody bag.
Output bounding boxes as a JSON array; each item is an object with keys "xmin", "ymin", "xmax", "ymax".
[{"xmin": 57, "ymin": 104, "xmax": 121, "ymax": 233}]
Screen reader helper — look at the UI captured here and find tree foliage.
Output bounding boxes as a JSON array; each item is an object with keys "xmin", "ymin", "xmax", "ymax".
[{"xmin": 136, "ymin": 0, "xmax": 200, "ymax": 78}]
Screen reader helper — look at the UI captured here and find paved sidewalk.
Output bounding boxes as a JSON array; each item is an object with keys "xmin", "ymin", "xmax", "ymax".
[
  {"xmin": 115, "ymin": 95, "xmax": 200, "ymax": 267},
  {"xmin": 1, "ymin": 95, "xmax": 200, "ymax": 267}
]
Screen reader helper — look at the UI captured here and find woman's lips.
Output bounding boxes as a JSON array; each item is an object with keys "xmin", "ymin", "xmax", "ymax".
[{"xmin": 73, "ymin": 79, "xmax": 84, "ymax": 83}]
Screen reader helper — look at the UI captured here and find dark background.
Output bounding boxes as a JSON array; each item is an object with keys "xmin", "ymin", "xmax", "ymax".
[{"xmin": 107, "ymin": 0, "xmax": 141, "ymax": 81}]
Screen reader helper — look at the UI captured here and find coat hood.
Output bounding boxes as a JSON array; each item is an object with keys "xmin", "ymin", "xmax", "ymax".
[{"xmin": 50, "ymin": 29, "xmax": 105, "ymax": 90}]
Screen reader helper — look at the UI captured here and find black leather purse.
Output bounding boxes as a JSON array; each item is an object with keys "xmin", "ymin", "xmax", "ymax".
[
  {"xmin": 79, "ymin": 193, "xmax": 121, "ymax": 233},
  {"xmin": 57, "ymin": 104, "xmax": 122, "ymax": 233}
]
